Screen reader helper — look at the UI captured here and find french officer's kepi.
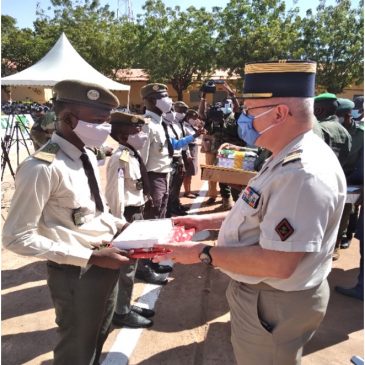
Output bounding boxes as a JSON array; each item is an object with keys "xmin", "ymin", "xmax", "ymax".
[
  {"xmin": 242, "ymin": 60, "xmax": 317, "ymax": 98},
  {"xmin": 53, "ymin": 79, "xmax": 119, "ymax": 109},
  {"xmin": 141, "ymin": 83, "xmax": 168, "ymax": 99},
  {"xmin": 110, "ymin": 111, "xmax": 147, "ymax": 125}
]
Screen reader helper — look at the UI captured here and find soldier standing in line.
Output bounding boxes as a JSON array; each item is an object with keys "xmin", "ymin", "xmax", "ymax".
[
  {"xmin": 334, "ymin": 98, "xmax": 364, "ymax": 252},
  {"xmin": 3, "ymin": 79, "xmax": 130, "ymax": 365},
  {"xmin": 314, "ymin": 92, "xmax": 352, "ymax": 167},
  {"xmin": 105, "ymin": 111, "xmax": 160, "ymax": 327}
]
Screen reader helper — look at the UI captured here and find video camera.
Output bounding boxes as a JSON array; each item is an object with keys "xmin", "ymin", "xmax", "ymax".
[{"xmin": 200, "ymin": 79, "xmax": 225, "ymax": 93}]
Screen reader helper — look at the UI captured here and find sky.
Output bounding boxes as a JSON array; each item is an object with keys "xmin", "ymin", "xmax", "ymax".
[{"xmin": 2, "ymin": 0, "xmax": 351, "ymax": 29}]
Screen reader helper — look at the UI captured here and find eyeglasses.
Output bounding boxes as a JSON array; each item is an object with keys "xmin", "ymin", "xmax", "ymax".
[{"xmin": 243, "ymin": 104, "xmax": 292, "ymax": 116}]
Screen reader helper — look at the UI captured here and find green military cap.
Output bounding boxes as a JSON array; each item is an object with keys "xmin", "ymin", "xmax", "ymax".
[
  {"xmin": 174, "ymin": 101, "xmax": 189, "ymax": 109},
  {"xmin": 337, "ymin": 98, "xmax": 355, "ymax": 111},
  {"xmin": 140, "ymin": 83, "xmax": 168, "ymax": 99},
  {"xmin": 53, "ymin": 79, "xmax": 119, "ymax": 110},
  {"xmin": 110, "ymin": 111, "xmax": 147, "ymax": 125},
  {"xmin": 314, "ymin": 92, "xmax": 337, "ymax": 101},
  {"xmin": 186, "ymin": 109, "xmax": 199, "ymax": 118}
]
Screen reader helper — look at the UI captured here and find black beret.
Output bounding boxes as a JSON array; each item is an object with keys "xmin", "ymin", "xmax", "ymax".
[
  {"xmin": 174, "ymin": 101, "xmax": 189, "ymax": 109},
  {"xmin": 110, "ymin": 111, "xmax": 147, "ymax": 125},
  {"xmin": 53, "ymin": 79, "xmax": 119, "ymax": 109},
  {"xmin": 243, "ymin": 60, "xmax": 317, "ymax": 98}
]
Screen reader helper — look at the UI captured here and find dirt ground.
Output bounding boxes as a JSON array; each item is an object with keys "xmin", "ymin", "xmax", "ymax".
[{"xmin": 1, "ymin": 137, "xmax": 364, "ymax": 365}]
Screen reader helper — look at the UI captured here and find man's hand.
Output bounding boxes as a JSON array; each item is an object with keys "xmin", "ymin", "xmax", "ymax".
[
  {"xmin": 172, "ymin": 215, "xmax": 210, "ymax": 232},
  {"xmin": 88, "ymin": 247, "xmax": 130, "ymax": 270},
  {"xmin": 152, "ymin": 241, "xmax": 205, "ymax": 265}
]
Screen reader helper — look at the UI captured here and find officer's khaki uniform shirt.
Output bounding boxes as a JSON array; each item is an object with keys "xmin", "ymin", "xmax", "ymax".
[
  {"xmin": 105, "ymin": 144, "xmax": 146, "ymax": 218},
  {"xmin": 139, "ymin": 110, "xmax": 172, "ymax": 173},
  {"xmin": 2, "ymin": 133, "xmax": 125, "ymax": 268},
  {"xmin": 218, "ymin": 131, "xmax": 346, "ymax": 291}
]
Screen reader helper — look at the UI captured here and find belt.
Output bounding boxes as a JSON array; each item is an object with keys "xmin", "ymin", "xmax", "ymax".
[
  {"xmin": 47, "ymin": 260, "xmax": 80, "ymax": 271},
  {"xmin": 234, "ymin": 280, "xmax": 277, "ymax": 291},
  {"xmin": 148, "ymin": 171, "xmax": 168, "ymax": 176}
]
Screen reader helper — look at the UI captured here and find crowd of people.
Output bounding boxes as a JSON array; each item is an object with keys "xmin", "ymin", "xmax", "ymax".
[{"xmin": 2, "ymin": 58, "xmax": 364, "ymax": 365}]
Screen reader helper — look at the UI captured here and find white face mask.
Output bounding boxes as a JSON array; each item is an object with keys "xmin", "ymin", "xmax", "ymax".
[
  {"xmin": 175, "ymin": 112, "xmax": 186, "ymax": 121},
  {"xmin": 127, "ymin": 131, "xmax": 148, "ymax": 150},
  {"xmin": 73, "ymin": 120, "xmax": 111, "ymax": 147},
  {"xmin": 164, "ymin": 111, "xmax": 176, "ymax": 123},
  {"xmin": 156, "ymin": 97, "xmax": 173, "ymax": 114}
]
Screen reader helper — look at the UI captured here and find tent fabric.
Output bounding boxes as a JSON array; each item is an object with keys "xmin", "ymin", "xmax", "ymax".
[{"xmin": 1, "ymin": 33, "xmax": 130, "ymax": 91}]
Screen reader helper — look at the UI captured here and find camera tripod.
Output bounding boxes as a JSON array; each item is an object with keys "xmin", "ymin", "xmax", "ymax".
[{"xmin": 1, "ymin": 113, "xmax": 32, "ymax": 181}]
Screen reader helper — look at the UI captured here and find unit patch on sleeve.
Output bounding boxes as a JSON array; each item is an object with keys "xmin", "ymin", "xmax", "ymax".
[
  {"xmin": 241, "ymin": 186, "xmax": 261, "ymax": 209},
  {"xmin": 275, "ymin": 218, "xmax": 294, "ymax": 241}
]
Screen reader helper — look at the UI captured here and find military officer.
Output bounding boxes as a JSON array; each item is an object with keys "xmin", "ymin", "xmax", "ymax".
[
  {"xmin": 105, "ymin": 111, "xmax": 160, "ymax": 327},
  {"xmin": 2, "ymin": 79, "xmax": 130, "ymax": 365},
  {"xmin": 154, "ymin": 60, "xmax": 346, "ymax": 365},
  {"xmin": 314, "ymin": 92, "xmax": 352, "ymax": 167},
  {"xmin": 335, "ymin": 98, "xmax": 364, "ymax": 251}
]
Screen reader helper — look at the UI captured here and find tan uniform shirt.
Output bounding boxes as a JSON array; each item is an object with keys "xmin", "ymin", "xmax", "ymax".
[
  {"xmin": 218, "ymin": 131, "xmax": 347, "ymax": 290},
  {"xmin": 2, "ymin": 133, "xmax": 125, "ymax": 268},
  {"xmin": 105, "ymin": 144, "xmax": 146, "ymax": 218},
  {"xmin": 139, "ymin": 111, "xmax": 172, "ymax": 173}
]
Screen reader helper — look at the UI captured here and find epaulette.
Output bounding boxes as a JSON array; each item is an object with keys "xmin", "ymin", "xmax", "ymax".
[
  {"xmin": 33, "ymin": 141, "xmax": 60, "ymax": 163},
  {"xmin": 282, "ymin": 149, "xmax": 303, "ymax": 166},
  {"xmin": 119, "ymin": 149, "xmax": 130, "ymax": 163}
]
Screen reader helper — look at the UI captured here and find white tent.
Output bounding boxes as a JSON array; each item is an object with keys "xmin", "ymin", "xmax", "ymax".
[{"xmin": 1, "ymin": 33, "xmax": 130, "ymax": 92}]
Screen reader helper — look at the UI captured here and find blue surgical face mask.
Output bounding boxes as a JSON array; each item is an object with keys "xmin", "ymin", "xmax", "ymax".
[
  {"xmin": 236, "ymin": 108, "xmax": 275, "ymax": 146},
  {"xmin": 221, "ymin": 106, "xmax": 233, "ymax": 115},
  {"xmin": 352, "ymin": 109, "xmax": 361, "ymax": 119}
]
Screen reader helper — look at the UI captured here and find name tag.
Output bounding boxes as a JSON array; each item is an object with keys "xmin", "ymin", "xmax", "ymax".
[{"xmin": 241, "ymin": 186, "xmax": 260, "ymax": 209}]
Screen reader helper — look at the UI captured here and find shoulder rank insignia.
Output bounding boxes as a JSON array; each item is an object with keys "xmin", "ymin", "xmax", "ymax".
[
  {"xmin": 275, "ymin": 218, "xmax": 294, "ymax": 241},
  {"xmin": 119, "ymin": 149, "xmax": 130, "ymax": 163},
  {"xmin": 282, "ymin": 149, "xmax": 303, "ymax": 166},
  {"xmin": 33, "ymin": 142, "xmax": 60, "ymax": 163}
]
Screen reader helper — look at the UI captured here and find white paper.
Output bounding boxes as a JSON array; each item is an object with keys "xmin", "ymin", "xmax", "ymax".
[{"xmin": 113, "ymin": 218, "xmax": 173, "ymax": 249}]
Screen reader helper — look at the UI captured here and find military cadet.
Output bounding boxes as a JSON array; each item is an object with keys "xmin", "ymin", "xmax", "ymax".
[
  {"xmin": 164, "ymin": 101, "xmax": 190, "ymax": 216},
  {"xmin": 139, "ymin": 83, "xmax": 199, "ymax": 219},
  {"xmin": 155, "ymin": 60, "xmax": 346, "ymax": 365},
  {"xmin": 105, "ymin": 111, "xmax": 160, "ymax": 327},
  {"xmin": 181, "ymin": 109, "xmax": 205, "ymax": 198},
  {"xmin": 2, "ymin": 80, "xmax": 131, "ymax": 365},
  {"xmin": 314, "ymin": 92, "xmax": 352, "ymax": 167},
  {"xmin": 164, "ymin": 102, "xmax": 205, "ymax": 216},
  {"xmin": 334, "ymin": 98, "xmax": 364, "ymax": 254}
]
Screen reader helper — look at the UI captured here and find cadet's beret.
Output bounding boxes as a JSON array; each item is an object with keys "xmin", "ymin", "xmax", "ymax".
[
  {"xmin": 337, "ymin": 98, "xmax": 355, "ymax": 111},
  {"xmin": 314, "ymin": 92, "xmax": 337, "ymax": 101},
  {"xmin": 140, "ymin": 83, "xmax": 168, "ymax": 99},
  {"xmin": 186, "ymin": 109, "xmax": 199, "ymax": 117},
  {"xmin": 53, "ymin": 79, "xmax": 119, "ymax": 109},
  {"xmin": 110, "ymin": 111, "xmax": 147, "ymax": 125},
  {"xmin": 174, "ymin": 101, "xmax": 189, "ymax": 109},
  {"xmin": 242, "ymin": 60, "xmax": 317, "ymax": 98}
]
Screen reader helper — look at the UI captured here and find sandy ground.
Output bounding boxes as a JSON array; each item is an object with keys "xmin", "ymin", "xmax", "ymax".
[{"xmin": 1, "ymin": 135, "xmax": 363, "ymax": 365}]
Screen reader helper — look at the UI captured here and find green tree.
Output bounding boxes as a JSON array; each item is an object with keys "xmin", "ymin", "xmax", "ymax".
[
  {"xmin": 299, "ymin": 0, "xmax": 364, "ymax": 93},
  {"xmin": 1, "ymin": 16, "xmax": 49, "ymax": 76},
  {"xmin": 214, "ymin": 0, "xmax": 301, "ymax": 77},
  {"xmin": 34, "ymin": 0, "xmax": 122, "ymax": 77},
  {"xmin": 136, "ymin": 0, "xmax": 218, "ymax": 100}
]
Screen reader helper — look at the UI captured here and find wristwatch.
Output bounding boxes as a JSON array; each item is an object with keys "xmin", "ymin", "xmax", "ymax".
[{"xmin": 199, "ymin": 246, "xmax": 213, "ymax": 265}]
